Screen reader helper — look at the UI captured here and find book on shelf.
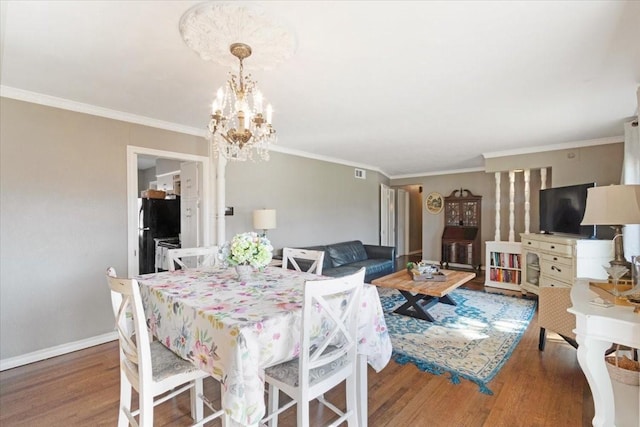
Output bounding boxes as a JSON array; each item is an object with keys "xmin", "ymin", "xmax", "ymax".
[
  {"xmin": 490, "ymin": 252, "xmax": 521, "ymax": 269},
  {"xmin": 489, "ymin": 267, "xmax": 521, "ymax": 284}
]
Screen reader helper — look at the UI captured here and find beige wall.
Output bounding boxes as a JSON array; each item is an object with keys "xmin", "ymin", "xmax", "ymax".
[
  {"xmin": 393, "ymin": 171, "xmax": 495, "ymax": 262},
  {"xmin": 0, "ymin": 96, "xmax": 625, "ymax": 362},
  {"xmin": 0, "ymin": 97, "xmax": 387, "ymax": 361},
  {"xmin": 485, "ymin": 143, "xmax": 624, "ymax": 187},
  {"xmin": 0, "ymin": 98, "xmax": 208, "ymax": 360},
  {"xmin": 225, "ymin": 153, "xmax": 386, "ymax": 252},
  {"xmin": 392, "ymin": 143, "xmax": 624, "ymax": 264}
]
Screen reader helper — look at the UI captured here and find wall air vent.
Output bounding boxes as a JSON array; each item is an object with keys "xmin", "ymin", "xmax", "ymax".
[{"xmin": 354, "ymin": 168, "xmax": 366, "ymax": 180}]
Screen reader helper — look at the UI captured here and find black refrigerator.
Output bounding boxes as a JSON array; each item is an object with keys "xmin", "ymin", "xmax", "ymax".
[{"xmin": 138, "ymin": 197, "xmax": 181, "ymax": 274}]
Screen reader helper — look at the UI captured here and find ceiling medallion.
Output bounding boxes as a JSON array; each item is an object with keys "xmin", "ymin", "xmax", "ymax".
[
  {"xmin": 179, "ymin": 2, "xmax": 297, "ymax": 71},
  {"xmin": 179, "ymin": 2, "xmax": 296, "ymax": 161}
]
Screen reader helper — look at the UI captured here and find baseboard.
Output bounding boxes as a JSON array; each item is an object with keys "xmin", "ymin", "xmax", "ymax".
[
  {"xmin": 446, "ymin": 262, "xmax": 485, "ymax": 272},
  {"xmin": 0, "ymin": 331, "xmax": 118, "ymax": 371},
  {"xmin": 484, "ymin": 281, "xmax": 521, "ymax": 292}
]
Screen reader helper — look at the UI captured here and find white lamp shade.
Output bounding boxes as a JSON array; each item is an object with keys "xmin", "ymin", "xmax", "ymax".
[
  {"xmin": 253, "ymin": 209, "xmax": 277, "ymax": 230},
  {"xmin": 581, "ymin": 185, "xmax": 640, "ymax": 225}
]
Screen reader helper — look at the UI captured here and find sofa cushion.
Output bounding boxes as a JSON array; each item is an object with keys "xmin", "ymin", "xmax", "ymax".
[
  {"xmin": 322, "ymin": 265, "xmax": 362, "ymax": 278},
  {"xmin": 349, "ymin": 259, "xmax": 394, "ymax": 278},
  {"xmin": 327, "ymin": 241, "xmax": 368, "ymax": 267}
]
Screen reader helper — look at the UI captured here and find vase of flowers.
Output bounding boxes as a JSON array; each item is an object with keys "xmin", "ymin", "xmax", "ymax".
[{"xmin": 219, "ymin": 232, "xmax": 273, "ymax": 281}]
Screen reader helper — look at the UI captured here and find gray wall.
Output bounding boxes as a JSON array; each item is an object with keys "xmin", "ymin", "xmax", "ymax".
[
  {"xmin": 393, "ymin": 171, "xmax": 495, "ymax": 262},
  {"xmin": 224, "ymin": 153, "xmax": 387, "ymax": 252},
  {"xmin": 138, "ymin": 167, "xmax": 156, "ymax": 194},
  {"xmin": 485, "ymin": 144, "xmax": 624, "ymax": 187},
  {"xmin": 0, "ymin": 97, "xmax": 387, "ymax": 360},
  {"xmin": 0, "ymin": 98, "xmax": 203, "ymax": 360},
  {"xmin": 392, "ymin": 143, "xmax": 624, "ymax": 264}
]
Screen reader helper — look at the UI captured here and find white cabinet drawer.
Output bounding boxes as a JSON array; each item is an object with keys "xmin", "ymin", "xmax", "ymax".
[
  {"xmin": 540, "ymin": 261, "xmax": 572, "ymax": 282},
  {"xmin": 541, "ymin": 253, "xmax": 572, "ymax": 267},
  {"xmin": 540, "ymin": 276, "xmax": 571, "ymax": 288},
  {"xmin": 521, "ymin": 238, "xmax": 539, "ymax": 250},
  {"xmin": 539, "ymin": 241, "xmax": 573, "ymax": 256}
]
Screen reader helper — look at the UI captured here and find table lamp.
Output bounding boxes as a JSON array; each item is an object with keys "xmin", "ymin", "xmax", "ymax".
[
  {"xmin": 253, "ymin": 209, "xmax": 277, "ymax": 237},
  {"xmin": 580, "ymin": 184, "xmax": 640, "ymax": 271}
]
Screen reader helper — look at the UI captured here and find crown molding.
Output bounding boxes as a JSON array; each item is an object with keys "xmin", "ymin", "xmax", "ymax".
[
  {"xmin": 482, "ymin": 136, "xmax": 623, "ymax": 159},
  {"xmin": 0, "ymin": 85, "xmax": 207, "ymax": 137},
  {"xmin": 0, "ymin": 85, "xmax": 389, "ymax": 178},
  {"xmin": 390, "ymin": 166, "xmax": 486, "ymax": 180},
  {"xmin": 270, "ymin": 144, "xmax": 388, "ymax": 178},
  {"xmin": 3, "ymin": 85, "xmax": 622, "ymax": 181}
]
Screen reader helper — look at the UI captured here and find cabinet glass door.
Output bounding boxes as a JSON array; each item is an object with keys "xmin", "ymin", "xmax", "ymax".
[{"xmin": 523, "ymin": 251, "xmax": 540, "ymax": 290}]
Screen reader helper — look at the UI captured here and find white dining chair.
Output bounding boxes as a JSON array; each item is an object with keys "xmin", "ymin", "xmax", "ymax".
[
  {"xmin": 281, "ymin": 248, "xmax": 325, "ymax": 275},
  {"xmin": 262, "ymin": 267, "xmax": 365, "ymax": 427},
  {"xmin": 106, "ymin": 267, "xmax": 224, "ymax": 427},
  {"xmin": 166, "ymin": 246, "xmax": 218, "ymax": 271}
]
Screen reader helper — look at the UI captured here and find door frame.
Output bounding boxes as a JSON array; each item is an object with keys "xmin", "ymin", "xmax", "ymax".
[
  {"xmin": 396, "ymin": 188, "xmax": 410, "ymax": 256},
  {"xmin": 126, "ymin": 145, "xmax": 210, "ymax": 277},
  {"xmin": 380, "ymin": 184, "xmax": 395, "ymax": 247}
]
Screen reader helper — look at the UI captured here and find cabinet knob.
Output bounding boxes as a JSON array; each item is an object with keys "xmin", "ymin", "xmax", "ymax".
[{"xmin": 550, "ymin": 245, "xmax": 555, "ymax": 249}]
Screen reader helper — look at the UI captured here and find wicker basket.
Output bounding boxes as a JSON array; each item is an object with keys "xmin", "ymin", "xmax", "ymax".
[{"xmin": 605, "ymin": 347, "xmax": 640, "ymax": 386}]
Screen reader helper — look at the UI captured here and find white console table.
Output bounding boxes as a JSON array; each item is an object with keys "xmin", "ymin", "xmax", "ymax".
[{"xmin": 568, "ymin": 279, "xmax": 640, "ymax": 427}]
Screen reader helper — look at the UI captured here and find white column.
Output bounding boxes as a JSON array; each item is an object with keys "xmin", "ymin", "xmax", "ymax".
[
  {"xmin": 540, "ymin": 167, "xmax": 547, "ymax": 190},
  {"xmin": 216, "ymin": 155, "xmax": 227, "ymax": 246},
  {"xmin": 494, "ymin": 172, "xmax": 501, "ymax": 242},
  {"xmin": 524, "ymin": 169, "xmax": 530, "ymax": 235},
  {"xmin": 509, "ymin": 170, "xmax": 515, "ymax": 242}
]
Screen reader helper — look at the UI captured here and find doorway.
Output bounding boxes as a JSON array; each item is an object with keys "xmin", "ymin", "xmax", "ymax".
[
  {"xmin": 380, "ymin": 184, "xmax": 395, "ymax": 247},
  {"xmin": 126, "ymin": 146, "xmax": 211, "ymax": 277}
]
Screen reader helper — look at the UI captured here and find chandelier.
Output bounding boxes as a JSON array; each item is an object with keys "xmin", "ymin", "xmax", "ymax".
[
  {"xmin": 179, "ymin": 2, "xmax": 296, "ymax": 162},
  {"xmin": 208, "ymin": 42, "xmax": 276, "ymax": 161}
]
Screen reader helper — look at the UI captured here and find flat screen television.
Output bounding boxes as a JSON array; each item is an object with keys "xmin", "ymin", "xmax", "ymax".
[{"xmin": 539, "ymin": 183, "xmax": 595, "ymax": 238}]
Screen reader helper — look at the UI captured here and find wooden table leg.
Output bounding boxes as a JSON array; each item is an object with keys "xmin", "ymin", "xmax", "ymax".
[{"xmin": 394, "ymin": 291, "xmax": 440, "ymax": 321}]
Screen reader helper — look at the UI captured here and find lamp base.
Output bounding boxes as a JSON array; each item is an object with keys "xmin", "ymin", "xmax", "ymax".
[{"xmin": 609, "ymin": 225, "xmax": 632, "ymax": 278}]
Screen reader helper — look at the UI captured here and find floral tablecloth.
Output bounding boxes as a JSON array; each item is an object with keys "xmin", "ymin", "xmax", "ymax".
[{"xmin": 136, "ymin": 266, "xmax": 392, "ymax": 426}]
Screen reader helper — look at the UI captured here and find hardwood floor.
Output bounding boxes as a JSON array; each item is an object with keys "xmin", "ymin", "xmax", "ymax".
[{"xmin": 0, "ymin": 267, "xmax": 594, "ymax": 427}]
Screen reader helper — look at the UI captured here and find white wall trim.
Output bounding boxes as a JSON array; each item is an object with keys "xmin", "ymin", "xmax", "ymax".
[
  {"xmin": 127, "ymin": 146, "xmax": 211, "ymax": 277},
  {"xmin": 0, "ymin": 331, "xmax": 117, "ymax": 371},
  {"xmin": 4, "ymin": 85, "xmax": 621, "ymax": 180},
  {"xmin": 391, "ymin": 166, "xmax": 486, "ymax": 180},
  {"xmin": 482, "ymin": 135, "xmax": 623, "ymax": 159},
  {"xmin": 0, "ymin": 85, "xmax": 206, "ymax": 137},
  {"xmin": 271, "ymin": 144, "xmax": 388, "ymax": 178},
  {"xmin": 0, "ymin": 86, "xmax": 389, "ymax": 178}
]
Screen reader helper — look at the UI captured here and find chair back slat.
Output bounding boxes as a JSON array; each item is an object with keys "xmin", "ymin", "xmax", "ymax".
[
  {"xmin": 300, "ymin": 267, "xmax": 364, "ymax": 386},
  {"xmin": 106, "ymin": 268, "xmax": 153, "ymax": 385},
  {"xmin": 166, "ymin": 246, "xmax": 218, "ymax": 271},
  {"xmin": 282, "ymin": 248, "xmax": 325, "ymax": 275}
]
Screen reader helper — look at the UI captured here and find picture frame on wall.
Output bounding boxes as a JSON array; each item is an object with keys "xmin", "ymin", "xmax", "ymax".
[{"xmin": 425, "ymin": 192, "xmax": 443, "ymax": 214}]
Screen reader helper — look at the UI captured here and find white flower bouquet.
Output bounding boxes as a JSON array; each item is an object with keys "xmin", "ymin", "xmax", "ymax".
[{"xmin": 219, "ymin": 232, "xmax": 273, "ymax": 269}]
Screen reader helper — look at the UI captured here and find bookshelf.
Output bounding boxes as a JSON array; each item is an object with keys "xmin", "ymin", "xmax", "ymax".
[{"xmin": 485, "ymin": 241, "xmax": 522, "ymax": 291}]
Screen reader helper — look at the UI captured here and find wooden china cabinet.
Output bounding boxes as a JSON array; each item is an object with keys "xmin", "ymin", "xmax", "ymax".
[{"xmin": 441, "ymin": 189, "xmax": 482, "ymax": 270}]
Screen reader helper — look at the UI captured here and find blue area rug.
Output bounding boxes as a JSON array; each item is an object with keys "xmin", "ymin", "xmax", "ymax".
[{"xmin": 379, "ymin": 287, "xmax": 536, "ymax": 394}]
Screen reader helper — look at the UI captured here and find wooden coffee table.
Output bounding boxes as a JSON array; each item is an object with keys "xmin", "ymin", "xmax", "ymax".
[{"xmin": 372, "ymin": 269, "xmax": 476, "ymax": 321}]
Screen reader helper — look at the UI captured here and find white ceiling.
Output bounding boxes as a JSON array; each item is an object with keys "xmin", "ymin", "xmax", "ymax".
[{"xmin": 1, "ymin": 1, "xmax": 639, "ymax": 177}]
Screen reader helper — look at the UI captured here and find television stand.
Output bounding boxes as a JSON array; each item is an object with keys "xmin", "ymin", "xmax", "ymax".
[{"xmin": 520, "ymin": 233, "xmax": 613, "ymax": 295}]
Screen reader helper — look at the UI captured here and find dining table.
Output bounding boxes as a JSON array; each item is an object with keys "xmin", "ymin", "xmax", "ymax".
[{"xmin": 136, "ymin": 265, "xmax": 393, "ymax": 427}]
